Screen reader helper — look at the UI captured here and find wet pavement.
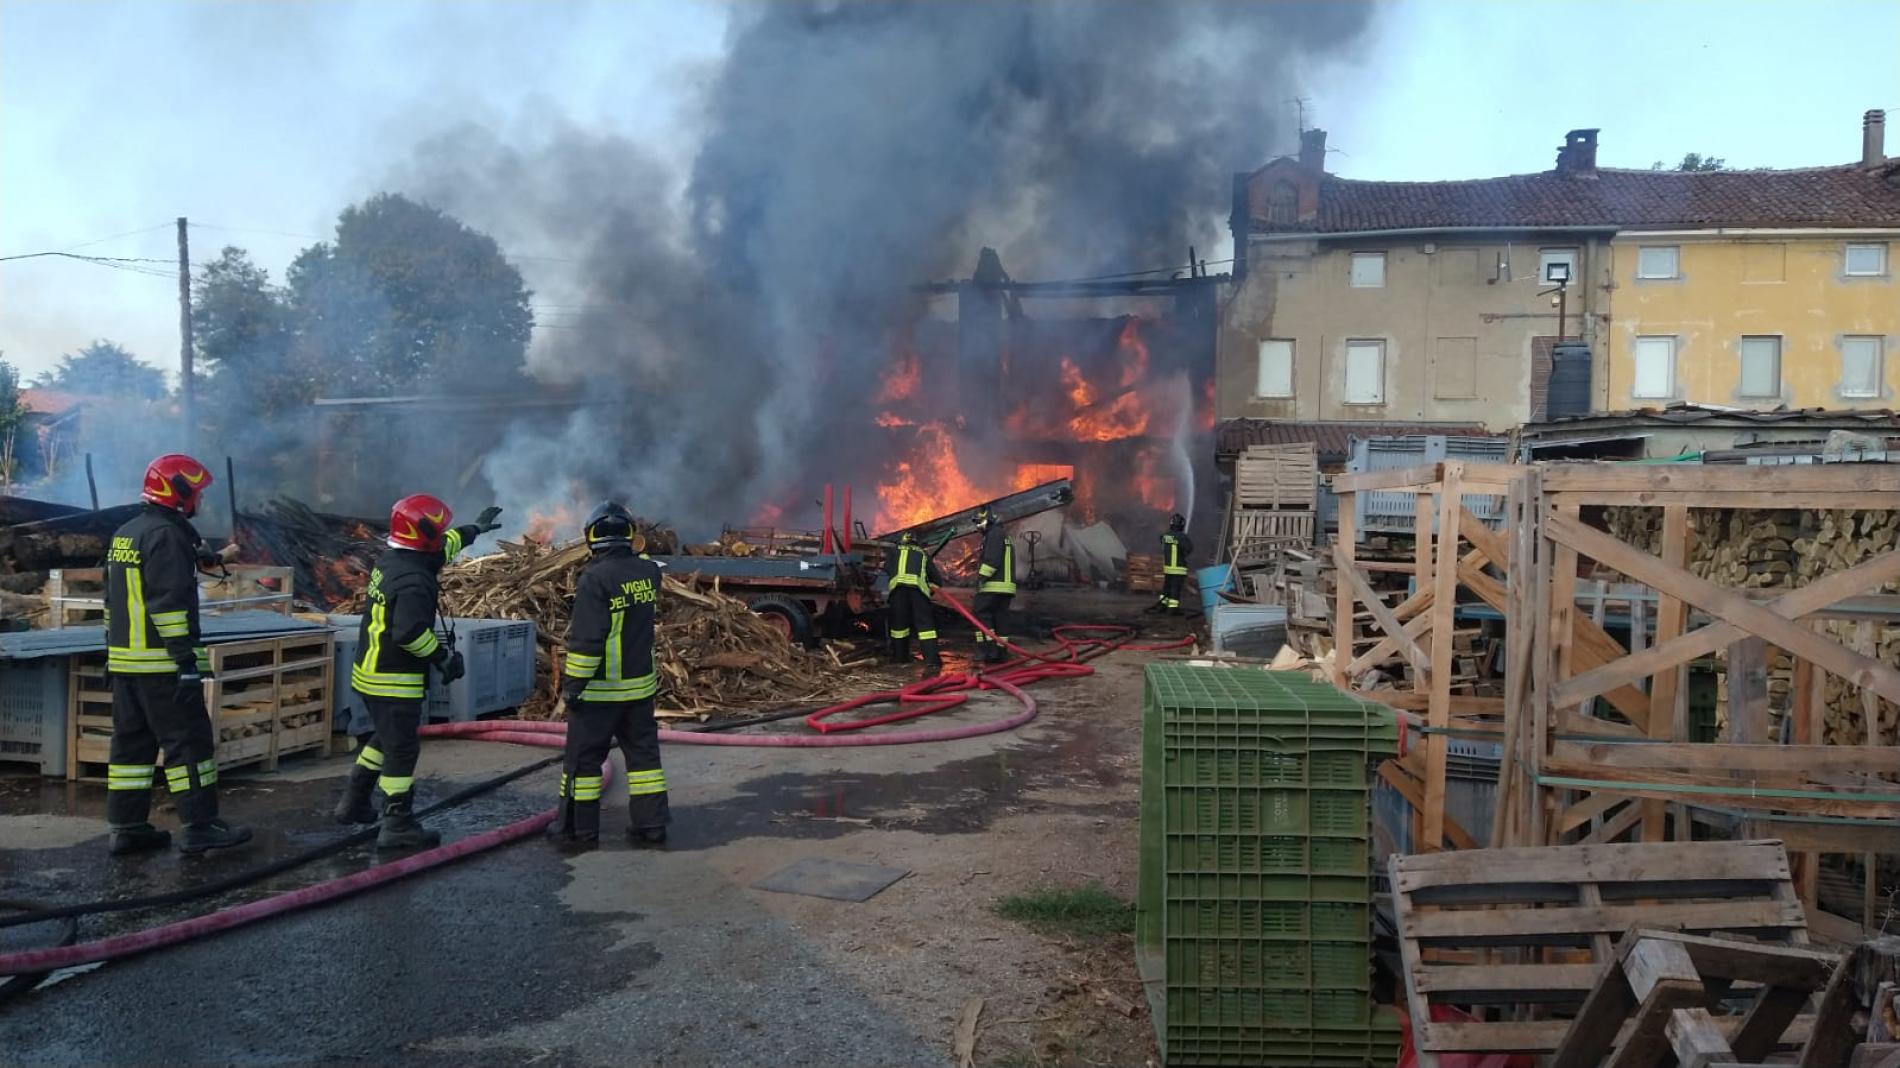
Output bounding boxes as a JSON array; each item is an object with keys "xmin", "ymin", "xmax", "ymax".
[{"xmin": 0, "ymin": 663, "xmax": 1148, "ymax": 1067}]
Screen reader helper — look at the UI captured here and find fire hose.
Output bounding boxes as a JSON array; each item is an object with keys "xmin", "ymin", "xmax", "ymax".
[{"xmin": 0, "ymin": 594, "xmax": 1192, "ymax": 984}]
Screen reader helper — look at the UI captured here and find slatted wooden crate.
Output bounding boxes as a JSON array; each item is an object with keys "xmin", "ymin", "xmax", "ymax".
[
  {"xmin": 45, "ymin": 565, "xmax": 294, "ymax": 629},
  {"xmin": 1236, "ymin": 444, "xmax": 1319, "ymax": 510},
  {"xmin": 1390, "ymin": 839, "xmax": 1818, "ymax": 1067},
  {"xmin": 1127, "ymin": 553, "xmax": 1163, "ymax": 594},
  {"xmin": 66, "ymin": 630, "xmax": 334, "ymax": 781}
]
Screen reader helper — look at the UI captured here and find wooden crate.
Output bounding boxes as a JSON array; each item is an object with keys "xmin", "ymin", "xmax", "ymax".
[
  {"xmin": 66, "ymin": 629, "xmax": 334, "ymax": 782},
  {"xmin": 1390, "ymin": 839, "xmax": 1816, "ymax": 1067},
  {"xmin": 46, "ymin": 565, "xmax": 294, "ymax": 629},
  {"xmin": 1125, "ymin": 552, "xmax": 1162, "ymax": 594},
  {"xmin": 1235, "ymin": 443, "xmax": 1318, "ymax": 509}
]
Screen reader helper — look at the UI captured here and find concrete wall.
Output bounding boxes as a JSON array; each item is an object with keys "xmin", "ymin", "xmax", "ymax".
[
  {"xmin": 1218, "ymin": 232, "xmax": 1612, "ymax": 430},
  {"xmin": 1604, "ymin": 234, "xmax": 1900, "ymax": 409}
]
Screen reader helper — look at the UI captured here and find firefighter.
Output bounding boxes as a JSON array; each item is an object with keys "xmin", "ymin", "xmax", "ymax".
[
  {"xmin": 552, "ymin": 502, "xmax": 669, "ymax": 849},
  {"xmin": 886, "ymin": 530, "xmax": 944, "ymax": 677},
  {"xmin": 972, "ymin": 505, "xmax": 1016, "ymax": 664},
  {"xmin": 1153, "ymin": 512, "xmax": 1194, "ymax": 615},
  {"xmin": 103, "ymin": 453, "xmax": 252, "ymax": 856},
  {"xmin": 333, "ymin": 494, "xmax": 501, "ymax": 850}
]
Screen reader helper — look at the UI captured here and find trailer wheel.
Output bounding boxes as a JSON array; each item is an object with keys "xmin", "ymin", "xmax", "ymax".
[{"xmin": 747, "ymin": 594, "xmax": 815, "ymax": 648}]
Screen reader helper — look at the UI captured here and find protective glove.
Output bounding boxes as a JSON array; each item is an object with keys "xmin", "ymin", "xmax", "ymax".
[
  {"xmin": 474, "ymin": 506, "xmax": 503, "ymax": 534},
  {"xmin": 437, "ymin": 650, "xmax": 466, "ymax": 683},
  {"xmin": 174, "ymin": 669, "xmax": 206, "ymax": 708},
  {"xmin": 559, "ymin": 676, "xmax": 588, "ymax": 706}
]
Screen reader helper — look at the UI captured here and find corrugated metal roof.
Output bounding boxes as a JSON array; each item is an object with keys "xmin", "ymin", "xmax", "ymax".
[
  {"xmin": 0, "ymin": 611, "xmax": 330, "ymax": 662},
  {"xmin": 1216, "ymin": 419, "xmax": 1499, "ymax": 463}
]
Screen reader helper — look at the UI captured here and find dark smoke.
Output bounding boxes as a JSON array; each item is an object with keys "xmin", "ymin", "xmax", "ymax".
[{"xmin": 399, "ymin": 2, "xmax": 1375, "ymax": 536}]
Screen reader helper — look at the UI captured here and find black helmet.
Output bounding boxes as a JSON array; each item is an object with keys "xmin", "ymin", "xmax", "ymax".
[
  {"xmin": 584, "ymin": 501, "xmax": 635, "ymax": 549},
  {"xmin": 898, "ymin": 530, "xmax": 919, "ymax": 545},
  {"xmin": 1169, "ymin": 513, "xmax": 1186, "ymax": 532},
  {"xmin": 974, "ymin": 505, "xmax": 995, "ymax": 529}
]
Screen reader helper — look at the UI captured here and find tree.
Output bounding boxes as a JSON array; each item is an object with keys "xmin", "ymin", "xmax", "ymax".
[
  {"xmin": 32, "ymin": 341, "xmax": 166, "ymax": 399},
  {"xmin": 1651, "ymin": 153, "xmax": 1728, "ymax": 172},
  {"xmin": 194, "ymin": 247, "xmax": 308, "ymax": 412},
  {"xmin": 0, "ymin": 354, "xmax": 27, "ymax": 486},
  {"xmin": 286, "ymin": 193, "xmax": 533, "ymax": 395}
]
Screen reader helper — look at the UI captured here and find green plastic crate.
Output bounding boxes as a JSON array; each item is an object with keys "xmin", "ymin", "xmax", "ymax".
[{"xmin": 1311, "ymin": 942, "xmax": 1371, "ymax": 989}]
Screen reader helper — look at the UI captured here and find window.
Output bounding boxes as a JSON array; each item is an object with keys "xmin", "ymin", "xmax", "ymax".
[
  {"xmin": 1256, "ymin": 339, "xmax": 1294, "ymax": 398},
  {"xmin": 1738, "ymin": 336, "xmax": 1781, "ymax": 397},
  {"xmin": 1267, "ymin": 182, "xmax": 1298, "ymax": 226},
  {"xmin": 1349, "ymin": 252, "xmax": 1386, "ymax": 288},
  {"xmin": 1633, "ymin": 336, "xmax": 1676, "ymax": 399},
  {"xmin": 1842, "ymin": 336, "xmax": 1885, "ymax": 398},
  {"xmin": 1538, "ymin": 248, "xmax": 1578, "ymax": 285},
  {"xmin": 1846, "ymin": 243, "xmax": 1889, "ymax": 277},
  {"xmin": 1636, "ymin": 246, "xmax": 1680, "ymax": 279},
  {"xmin": 1433, "ymin": 337, "xmax": 1478, "ymax": 399},
  {"xmin": 1344, "ymin": 340, "xmax": 1385, "ymax": 404}
]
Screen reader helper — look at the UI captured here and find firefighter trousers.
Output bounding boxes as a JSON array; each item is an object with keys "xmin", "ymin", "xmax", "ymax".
[
  {"xmin": 560, "ymin": 696, "xmax": 669, "ymax": 837},
  {"xmin": 353, "ymin": 697, "xmax": 425, "ymax": 801},
  {"xmin": 107, "ymin": 674, "xmax": 221, "ymax": 828},
  {"xmin": 972, "ymin": 592, "xmax": 1013, "ymax": 661},
  {"xmin": 887, "ymin": 587, "xmax": 941, "ymax": 668},
  {"xmin": 1158, "ymin": 573, "xmax": 1186, "ymax": 611}
]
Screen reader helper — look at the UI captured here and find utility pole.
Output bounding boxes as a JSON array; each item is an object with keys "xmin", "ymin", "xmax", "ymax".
[{"xmin": 176, "ymin": 216, "xmax": 194, "ymax": 444}]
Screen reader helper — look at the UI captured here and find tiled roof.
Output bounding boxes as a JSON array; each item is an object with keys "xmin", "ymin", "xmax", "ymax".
[
  {"xmin": 1521, "ymin": 403, "xmax": 1900, "ymax": 436},
  {"xmin": 1266, "ymin": 165, "xmax": 1900, "ymax": 234},
  {"xmin": 1215, "ymin": 418, "xmax": 1498, "ymax": 463}
]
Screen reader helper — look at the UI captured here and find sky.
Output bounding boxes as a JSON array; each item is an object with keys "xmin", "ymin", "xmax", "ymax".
[{"xmin": 2, "ymin": 0, "xmax": 1895, "ymax": 385}]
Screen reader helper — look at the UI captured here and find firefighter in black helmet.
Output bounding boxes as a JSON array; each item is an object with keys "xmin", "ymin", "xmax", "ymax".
[
  {"xmin": 886, "ymin": 529, "xmax": 945, "ymax": 677},
  {"xmin": 1153, "ymin": 513, "xmax": 1193, "ymax": 615},
  {"xmin": 972, "ymin": 505, "xmax": 1016, "ymax": 663},
  {"xmin": 554, "ymin": 502, "xmax": 669, "ymax": 848}
]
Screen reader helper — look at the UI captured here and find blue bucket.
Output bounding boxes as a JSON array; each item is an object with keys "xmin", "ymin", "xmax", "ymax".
[{"xmin": 1196, "ymin": 565, "xmax": 1233, "ymax": 614}]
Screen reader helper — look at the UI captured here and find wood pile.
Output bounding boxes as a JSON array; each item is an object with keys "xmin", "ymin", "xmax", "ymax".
[
  {"xmin": 344, "ymin": 538, "xmax": 881, "ymax": 720},
  {"xmin": 1605, "ymin": 505, "xmax": 1900, "ymax": 743},
  {"xmin": 235, "ymin": 498, "xmax": 385, "ymax": 609}
]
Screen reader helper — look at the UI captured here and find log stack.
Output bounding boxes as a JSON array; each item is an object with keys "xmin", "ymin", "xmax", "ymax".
[{"xmin": 1603, "ymin": 504, "xmax": 1900, "ymax": 744}]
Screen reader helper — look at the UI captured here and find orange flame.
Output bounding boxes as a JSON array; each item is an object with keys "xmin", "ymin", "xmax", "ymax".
[
  {"xmin": 1013, "ymin": 463, "xmax": 1074, "ymax": 490},
  {"xmin": 751, "ymin": 502, "xmax": 786, "ymax": 526},
  {"xmin": 875, "ymin": 422, "xmax": 988, "ymax": 531},
  {"xmin": 1117, "ymin": 318, "xmax": 1150, "ymax": 389},
  {"xmin": 1068, "ymin": 389, "xmax": 1151, "ymax": 442},
  {"xmin": 879, "ymin": 345, "xmax": 921, "ymax": 403},
  {"xmin": 1133, "ymin": 447, "xmax": 1175, "ymax": 511},
  {"xmin": 1060, "ymin": 357, "xmax": 1097, "ymax": 409},
  {"xmin": 875, "ymin": 412, "xmax": 916, "ymax": 428}
]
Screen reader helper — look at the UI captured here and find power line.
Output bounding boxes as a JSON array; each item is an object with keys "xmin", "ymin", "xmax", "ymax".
[
  {"xmin": 0, "ymin": 251, "xmax": 174, "ymax": 265},
  {"xmin": 54, "ymin": 222, "xmax": 175, "ymax": 254}
]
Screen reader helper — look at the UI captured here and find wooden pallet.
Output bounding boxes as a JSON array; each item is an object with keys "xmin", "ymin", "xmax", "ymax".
[
  {"xmin": 1390, "ymin": 839, "xmax": 1814, "ymax": 1067},
  {"xmin": 1235, "ymin": 443, "xmax": 1318, "ymax": 510},
  {"xmin": 1551, "ymin": 927, "xmax": 1853, "ymax": 1068},
  {"xmin": 67, "ymin": 630, "xmax": 334, "ymax": 781},
  {"xmin": 46, "ymin": 565, "xmax": 294, "ymax": 629},
  {"xmin": 1125, "ymin": 553, "xmax": 1162, "ymax": 594}
]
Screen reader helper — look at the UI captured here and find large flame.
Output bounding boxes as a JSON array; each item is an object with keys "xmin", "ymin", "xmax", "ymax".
[
  {"xmin": 1117, "ymin": 318, "xmax": 1150, "ymax": 389},
  {"xmin": 874, "ymin": 422, "xmax": 988, "ymax": 531},
  {"xmin": 879, "ymin": 345, "xmax": 922, "ymax": 404},
  {"xmin": 1133, "ymin": 446, "xmax": 1175, "ymax": 512}
]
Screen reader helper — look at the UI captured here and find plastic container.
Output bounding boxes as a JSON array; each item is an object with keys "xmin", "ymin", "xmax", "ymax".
[
  {"xmin": 1196, "ymin": 565, "xmax": 1233, "ymax": 614},
  {"xmin": 0, "ymin": 657, "xmax": 68, "ymax": 775},
  {"xmin": 329, "ymin": 615, "xmax": 537, "ymax": 732}
]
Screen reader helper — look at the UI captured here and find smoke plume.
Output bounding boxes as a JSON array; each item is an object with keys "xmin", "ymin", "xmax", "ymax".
[{"xmin": 397, "ymin": 2, "xmax": 1373, "ymax": 537}]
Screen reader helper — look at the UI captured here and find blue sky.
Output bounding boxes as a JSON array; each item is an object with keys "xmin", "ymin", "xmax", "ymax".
[{"xmin": 3, "ymin": 0, "xmax": 1895, "ymax": 383}]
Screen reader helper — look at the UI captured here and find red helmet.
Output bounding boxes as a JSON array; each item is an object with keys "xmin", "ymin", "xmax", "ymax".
[
  {"xmin": 388, "ymin": 494, "xmax": 453, "ymax": 552},
  {"xmin": 142, "ymin": 453, "xmax": 214, "ymax": 516}
]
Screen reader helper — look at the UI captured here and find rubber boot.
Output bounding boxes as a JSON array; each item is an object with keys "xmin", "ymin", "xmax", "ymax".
[
  {"xmin": 109, "ymin": 823, "xmax": 172, "ymax": 856},
  {"xmin": 920, "ymin": 639, "xmax": 943, "ymax": 679},
  {"xmin": 179, "ymin": 819, "xmax": 253, "ymax": 855},
  {"xmin": 332, "ymin": 764, "xmax": 378, "ymax": 825},
  {"xmin": 629, "ymin": 791, "xmax": 670, "ymax": 849},
  {"xmin": 376, "ymin": 793, "xmax": 441, "ymax": 852},
  {"xmin": 553, "ymin": 800, "xmax": 599, "ymax": 851},
  {"xmin": 627, "ymin": 826, "xmax": 668, "ymax": 849}
]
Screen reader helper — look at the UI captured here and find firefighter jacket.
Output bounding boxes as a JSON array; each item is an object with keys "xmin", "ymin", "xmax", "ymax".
[
  {"xmin": 350, "ymin": 525, "xmax": 478, "ymax": 700},
  {"xmin": 885, "ymin": 543, "xmax": 944, "ymax": 598},
  {"xmin": 1161, "ymin": 531, "xmax": 1194, "ymax": 576},
  {"xmin": 977, "ymin": 525, "xmax": 1016, "ymax": 596},
  {"xmin": 105, "ymin": 504, "xmax": 212, "ymax": 675},
  {"xmin": 562, "ymin": 546, "xmax": 662, "ymax": 702}
]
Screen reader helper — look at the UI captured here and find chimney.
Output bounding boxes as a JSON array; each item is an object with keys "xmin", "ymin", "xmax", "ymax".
[
  {"xmin": 1556, "ymin": 129, "xmax": 1599, "ymax": 175},
  {"xmin": 1299, "ymin": 128, "xmax": 1327, "ymax": 172},
  {"xmin": 1865, "ymin": 109, "xmax": 1887, "ymax": 168}
]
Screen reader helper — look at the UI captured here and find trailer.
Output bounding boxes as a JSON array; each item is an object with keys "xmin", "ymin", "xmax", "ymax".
[{"xmin": 648, "ymin": 552, "xmax": 878, "ymax": 646}]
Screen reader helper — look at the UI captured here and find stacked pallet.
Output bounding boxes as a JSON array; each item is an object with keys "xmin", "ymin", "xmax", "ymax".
[
  {"xmin": 67, "ymin": 630, "xmax": 333, "ymax": 781},
  {"xmin": 1137, "ymin": 665, "xmax": 1401, "ymax": 1067},
  {"xmin": 44, "ymin": 565, "xmax": 293, "ymax": 629},
  {"xmin": 1235, "ymin": 444, "xmax": 1318, "ymax": 510},
  {"xmin": 1127, "ymin": 552, "xmax": 1163, "ymax": 594}
]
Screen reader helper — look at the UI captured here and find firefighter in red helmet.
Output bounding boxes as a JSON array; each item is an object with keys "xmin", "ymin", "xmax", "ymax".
[
  {"xmin": 333, "ymin": 494, "xmax": 502, "ymax": 850},
  {"xmin": 102, "ymin": 454, "xmax": 251, "ymax": 855}
]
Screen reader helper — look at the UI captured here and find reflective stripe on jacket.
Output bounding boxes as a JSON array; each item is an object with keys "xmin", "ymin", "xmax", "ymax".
[
  {"xmin": 563, "ymin": 547, "xmax": 662, "ymax": 702},
  {"xmin": 886, "ymin": 544, "xmax": 934, "ymax": 598},
  {"xmin": 104, "ymin": 505, "xmax": 210, "ymax": 675},
  {"xmin": 1161, "ymin": 532, "xmax": 1192, "ymax": 576},
  {"xmin": 977, "ymin": 526, "xmax": 1016, "ymax": 595}
]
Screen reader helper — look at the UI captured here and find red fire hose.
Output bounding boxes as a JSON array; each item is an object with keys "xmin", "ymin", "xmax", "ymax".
[{"xmin": 0, "ymin": 596, "xmax": 1191, "ymax": 979}]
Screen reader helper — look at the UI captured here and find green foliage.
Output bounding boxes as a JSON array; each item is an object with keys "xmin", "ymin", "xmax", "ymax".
[
  {"xmin": 285, "ymin": 193, "xmax": 533, "ymax": 396},
  {"xmin": 0, "ymin": 355, "xmax": 24, "ymax": 434},
  {"xmin": 993, "ymin": 883, "xmax": 1135, "ymax": 939},
  {"xmin": 32, "ymin": 340, "xmax": 166, "ymax": 399},
  {"xmin": 1651, "ymin": 152, "xmax": 1728, "ymax": 172},
  {"xmin": 194, "ymin": 247, "xmax": 308, "ymax": 414}
]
